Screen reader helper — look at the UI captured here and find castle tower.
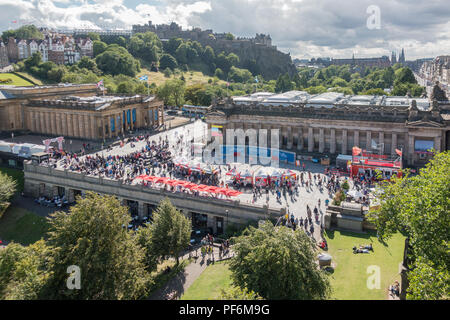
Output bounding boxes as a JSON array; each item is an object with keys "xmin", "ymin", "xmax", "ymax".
[
  {"xmin": 399, "ymin": 48, "xmax": 405, "ymax": 64},
  {"xmin": 391, "ymin": 51, "xmax": 397, "ymax": 65}
]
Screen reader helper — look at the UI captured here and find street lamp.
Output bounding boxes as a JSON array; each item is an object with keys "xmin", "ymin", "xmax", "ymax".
[{"xmin": 226, "ymin": 209, "xmax": 229, "ymax": 229}]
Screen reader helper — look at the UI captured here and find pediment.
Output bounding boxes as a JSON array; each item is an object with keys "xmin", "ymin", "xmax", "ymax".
[{"xmin": 406, "ymin": 120, "xmax": 443, "ymax": 128}]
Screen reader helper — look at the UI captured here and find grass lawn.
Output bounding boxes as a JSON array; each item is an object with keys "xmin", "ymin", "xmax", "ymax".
[
  {"xmin": 138, "ymin": 69, "xmax": 226, "ymax": 87},
  {"xmin": 324, "ymin": 229, "xmax": 405, "ymax": 300},
  {"xmin": 0, "ymin": 73, "xmax": 34, "ymax": 86},
  {"xmin": 0, "ymin": 167, "xmax": 24, "ymax": 193},
  {"xmin": 0, "ymin": 206, "xmax": 49, "ymax": 245},
  {"xmin": 15, "ymin": 72, "xmax": 43, "ymax": 85},
  {"xmin": 181, "ymin": 261, "xmax": 233, "ymax": 300},
  {"xmin": 180, "ymin": 230, "xmax": 404, "ymax": 300},
  {"xmin": 148, "ymin": 258, "xmax": 191, "ymax": 297}
]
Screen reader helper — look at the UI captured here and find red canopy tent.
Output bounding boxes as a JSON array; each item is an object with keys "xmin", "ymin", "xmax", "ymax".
[{"xmin": 154, "ymin": 177, "xmax": 169, "ymax": 183}]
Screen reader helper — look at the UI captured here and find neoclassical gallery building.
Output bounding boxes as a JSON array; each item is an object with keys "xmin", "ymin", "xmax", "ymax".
[
  {"xmin": 206, "ymin": 89, "xmax": 450, "ymax": 167},
  {"xmin": 0, "ymin": 83, "xmax": 164, "ymax": 140}
]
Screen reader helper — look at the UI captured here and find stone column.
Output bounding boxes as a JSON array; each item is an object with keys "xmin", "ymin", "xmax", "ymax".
[
  {"xmin": 354, "ymin": 130, "xmax": 359, "ymax": 148},
  {"xmin": 89, "ymin": 115, "xmax": 95, "ymax": 140},
  {"xmin": 40, "ymin": 112, "xmax": 45, "ymax": 134},
  {"xmin": 297, "ymin": 127, "xmax": 303, "ymax": 150},
  {"xmin": 50, "ymin": 112, "xmax": 56, "ymax": 136},
  {"xmin": 44, "ymin": 112, "xmax": 51, "ymax": 134},
  {"xmin": 78, "ymin": 114, "xmax": 85, "ymax": 140},
  {"xmin": 308, "ymin": 127, "xmax": 314, "ymax": 152},
  {"xmin": 138, "ymin": 202, "xmax": 145, "ymax": 219},
  {"xmin": 408, "ymin": 135, "xmax": 414, "ymax": 165},
  {"xmin": 434, "ymin": 135, "xmax": 442, "ymax": 152},
  {"xmin": 287, "ymin": 126, "xmax": 293, "ymax": 149},
  {"xmin": 366, "ymin": 131, "xmax": 372, "ymax": 151},
  {"xmin": 34, "ymin": 111, "xmax": 40, "ymax": 133},
  {"xmin": 83, "ymin": 114, "xmax": 90, "ymax": 139},
  {"xmin": 61, "ymin": 113, "xmax": 67, "ymax": 136},
  {"xmin": 56, "ymin": 112, "xmax": 63, "ymax": 136},
  {"xmin": 67, "ymin": 114, "xmax": 73, "ymax": 137},
  {"xmin": 342, "ymin": 130, "xmax": 348, "ymax": 155},
  {"xmin": 107, "ymin": 116, "xmax": 112, "ymax": 138},
  {"xmin": 319, "ymin": 128, "xmax": 325, "ymax": 153},
  {"xmin": 72, "ymin": 114, "xmax": 79, "ymax": 138},
  {"xmin": 391, "ymin": 133, "xmax": 398, "ymax": 155},
  {"xmin": 379, "ymin": 132, "xmax": 384, "ymax": 154},
  {"xmin": 30, "ymin": 110, "xmax": 36, "ymax": 132},
  {"xmin": 330, "ymin": 129, "xmax": 336, "ymax": 154}
]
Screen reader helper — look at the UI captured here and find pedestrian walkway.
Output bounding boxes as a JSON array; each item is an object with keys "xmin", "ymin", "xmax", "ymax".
[{"xmin": 149, "ymin": 246, "xmax": 232, "ymax": 300}]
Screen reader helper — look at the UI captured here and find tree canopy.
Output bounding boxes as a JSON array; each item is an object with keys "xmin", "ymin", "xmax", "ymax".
[
  {"xmin": 229, "ymin": 222, "xmax": 331, "ymax": 300},
  {"xmin": 95, "ymin": 44, "xmax": 140, "ymax": 77},
  {"xmin": 145, "ymin": 198, "xmax": 191, "ymax": 265},
  {"xmin": 42, "ymin": 192, "xmax": 148, "ymax": 299},
  {"xmin": 367, "ymin": 151, "xmax": 450, "ymax": 299}
]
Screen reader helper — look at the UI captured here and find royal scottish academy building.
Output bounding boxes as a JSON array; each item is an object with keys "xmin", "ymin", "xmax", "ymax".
[
  {"xmin": 206, "ymin": 87, "xmax": 450, "ymax": 168},
  {"xmin": 0, "ymin": 83, "xmax": 164, "ymax": 140}
]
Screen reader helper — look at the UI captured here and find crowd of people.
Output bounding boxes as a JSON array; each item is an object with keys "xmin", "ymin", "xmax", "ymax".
[{"xmin": 58, "ymin": 135, "xmax": 172, "ymax": 183}]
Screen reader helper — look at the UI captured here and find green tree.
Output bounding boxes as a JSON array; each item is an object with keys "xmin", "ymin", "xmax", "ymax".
[
  {"xmin": 0, "ymin": 172, "xmax": 17, "ymax": 208},
  {"xmin": 394, "ymin": 67, "xmax": 417, "ymax": 85},
  {"xmin": 228, "ymin": 66, "xmax": 252, "ymax": 83},
  {"xmin": 367, "ymin": 151, "xmax": 450, "ymax": 300},
  {"xmin": 95, "ymin": 44, "xmax": 140, "ymax": 77},
  {"xmin": 219, "ymin": 286, "xmax": 264, "ymax": 300},
  {"xmin": 159, "ymin": 53, "xmax": 178, "ymax": 71},
  {"xmin": 42, "ymin": 192, "xmax": 148, "ymax": 299},
  {"xmin": 47, "ymin": 66, "xmax": 66, "ymax": 83},
  {"xmin": 147, "ymin": 198, "xmax": 191, "ymax": 265},
  {"xmin": 77, "ymin": 57, "xmax": 100, "ymax": 74},
  {"xmin": 229, "ymin": 222, "xmax": 331, "ymax": 300},
  {"xmin": 116, "ymin": 81, "xmax": 134, "ymax": 94},
  {"xmin": 0, "ymin": 240, "xmax": 49, "ymax": 300},
  {"xmin": 226, "ymin": 53, "xmax": 240, "ymax": 68},
  {"xmin": 275, "ymin": 73, "xmax": 293, "ymax": 92},
  {"xmin": 24, "ymin": 52, "xmax": 42, "ymax": 70},
  {"xmin": 128, "ymin": 32, "xmax": 162, "ymax": 64},
  {"xmin": 93, "ymin": 40, "xmax": 108, "ymax": 57},
  {"xmin": 214, "ymin": 68, "xmax": 225, "ymax": 80},
  {"xmin": 216, "ymin": 52, "xmax": 232, "ymax": 74},
  {"xmin": 2, "ymin": 25, "xmax": 43, "ymax": 42},
  {"xmin": 164, "ymin": 37, "xmax": 183, "ymax": 56},
  {"xmin": 135, "ymin": 225, "xmax": 159, "ymax": 272}
]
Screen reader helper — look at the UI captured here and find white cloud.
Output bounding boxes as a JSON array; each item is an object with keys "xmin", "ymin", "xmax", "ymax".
[{"xmin": 0, "ymin": 0, "xmax": 449, "ymax": 60}]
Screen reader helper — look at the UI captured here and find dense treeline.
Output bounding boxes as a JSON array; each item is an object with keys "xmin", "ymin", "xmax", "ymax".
[
  {"xmin": 0, "ymin": 194, "xmax": 191, "ymax": 300},
  {"xmin": 11, "ymin": 26, "xmax": 425, "ymax": 105},
  {"xmin": 284, "ymin": 64, "xmax": 424, "ymax": 96}
]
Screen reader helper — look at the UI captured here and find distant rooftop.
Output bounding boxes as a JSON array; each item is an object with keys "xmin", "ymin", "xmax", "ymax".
[{"xmin": 230, "ymin": 90, "xmax": 432, "ymax": 110}]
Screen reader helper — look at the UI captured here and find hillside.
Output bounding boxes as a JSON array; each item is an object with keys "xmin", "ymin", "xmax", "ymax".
[{"xmin": 138, "ymin": 69, "xmax": 226, "ymax": 87}]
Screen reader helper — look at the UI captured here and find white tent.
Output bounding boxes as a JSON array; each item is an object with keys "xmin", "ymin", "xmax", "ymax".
[{"xmin": 348, "ymin": 189, "xmax": 364, "ymax": 199}]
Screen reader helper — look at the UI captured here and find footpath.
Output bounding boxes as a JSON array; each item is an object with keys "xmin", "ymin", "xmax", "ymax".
[{"xmin": 149, "ymin": 245, "xmax": 233, "ymax": 300}]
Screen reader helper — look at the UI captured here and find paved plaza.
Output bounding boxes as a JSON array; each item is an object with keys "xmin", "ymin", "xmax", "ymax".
[{"xmin": 57, "ymin": 119, "xmax": 350, "ymax": 242}]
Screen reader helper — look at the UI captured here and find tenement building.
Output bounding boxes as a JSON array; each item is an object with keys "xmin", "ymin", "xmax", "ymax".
[
  {"xmin": 206, "ymin": 88, "xmax": 450, "ymax": 167},
  {"xmin": 0, "ymin": 83, "xmax": 164, "ymax": 140}
]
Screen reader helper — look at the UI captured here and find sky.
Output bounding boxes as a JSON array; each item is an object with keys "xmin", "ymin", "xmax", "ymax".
[{"xmin": 1, "ymin": 0, "xmax": 449, "ymax": 60}]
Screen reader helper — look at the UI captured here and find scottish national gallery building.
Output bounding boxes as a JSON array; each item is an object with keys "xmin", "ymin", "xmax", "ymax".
[
  {"xmin": 206, "ymin": 88, "xmax": 450, "ymax": 167},
  {"xmin": 0, "ymin": 83, "xmax": 164, "ymax": 140}
]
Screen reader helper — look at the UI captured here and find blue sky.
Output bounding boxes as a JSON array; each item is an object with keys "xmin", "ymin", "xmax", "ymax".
[{"xmin": 1, "ymin": 0, "xmax": 449, "ymax": 60}]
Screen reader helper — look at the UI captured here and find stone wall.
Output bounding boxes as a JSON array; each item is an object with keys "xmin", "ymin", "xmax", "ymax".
[{"xmin": 23, "ymin": 162, "xmax": 284, "ymax": 232}]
